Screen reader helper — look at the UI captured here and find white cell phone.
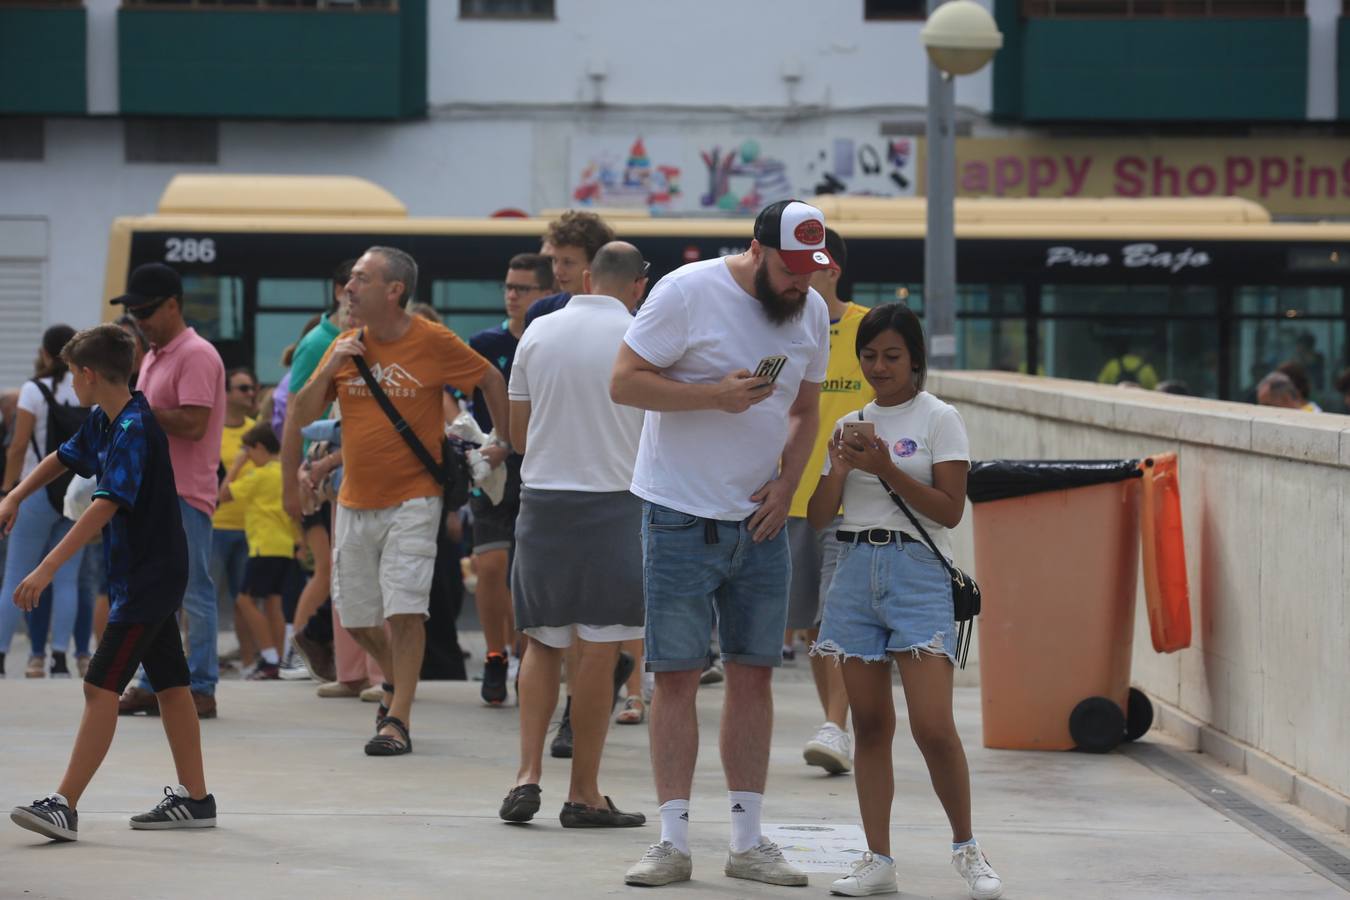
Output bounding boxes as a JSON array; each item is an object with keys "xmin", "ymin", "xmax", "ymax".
[
  {"xmin": 753, "ymin": 354, "xmax": 788, "ymax": 384},
  {"xmin": 840, "ymin": 421, "xmax": 875, "ymax": 446}
]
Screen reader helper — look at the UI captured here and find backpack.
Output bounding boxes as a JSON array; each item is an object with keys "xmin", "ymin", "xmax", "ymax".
[{"xmin": 28, "ymin": 377, "xmax": 91, "ymax": 516}]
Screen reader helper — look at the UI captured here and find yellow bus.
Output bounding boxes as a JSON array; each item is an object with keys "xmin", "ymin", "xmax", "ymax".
[{"xmin": 106, "ymin": 174, "xmax": 1349, "ymax": 406}]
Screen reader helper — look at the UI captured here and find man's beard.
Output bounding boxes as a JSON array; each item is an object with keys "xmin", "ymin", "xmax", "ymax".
[{"xmin": 753, "ymin": 262, "xmax": 807, "ymax": 326}]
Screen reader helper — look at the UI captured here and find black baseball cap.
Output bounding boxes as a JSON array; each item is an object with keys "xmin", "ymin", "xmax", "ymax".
[
  {"xmin": 752, "ymin": 199, "xmax": 834, "ymax": 274},
  {"xmin": 110, "ymin": 262, "xmax": 182, "ymax": 307}
]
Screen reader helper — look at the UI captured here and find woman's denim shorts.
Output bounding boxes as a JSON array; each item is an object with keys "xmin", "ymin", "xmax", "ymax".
[{"xmin": 813, "ymin": 534, "xmax": 956, "ymax": 664}]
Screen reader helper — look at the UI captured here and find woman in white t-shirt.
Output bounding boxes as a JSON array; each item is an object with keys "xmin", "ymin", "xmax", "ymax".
[
  {"xmin": 806, "ymin": 304, "xmax": 1004, "ymax": 900},
  {"xmin": 0, "ymin": 325, "xmax": 86, "ymax": 680}
]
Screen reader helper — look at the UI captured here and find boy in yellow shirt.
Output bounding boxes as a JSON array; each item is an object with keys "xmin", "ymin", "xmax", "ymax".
[
  {"xmin": 219, "ymin": 423, "xmax": 296, "ymax": 681},
  {"xmin": 785, "ymin": 229, "xmax": 874, "ymax": 775}
]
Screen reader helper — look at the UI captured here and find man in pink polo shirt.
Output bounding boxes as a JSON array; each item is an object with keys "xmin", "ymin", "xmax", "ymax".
[{"xmin": 110, "ymin": 263, "xmax": 227, "ymax": 720}]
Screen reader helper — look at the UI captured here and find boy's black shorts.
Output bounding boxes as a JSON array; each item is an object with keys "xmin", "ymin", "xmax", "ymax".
[
  {"xmin": 86, "ymin": 612, "xmax": 189, "ymax": 695},
  {"xmin": 245, "ymin": 556, "xmax": 294, "ymax": 598}
]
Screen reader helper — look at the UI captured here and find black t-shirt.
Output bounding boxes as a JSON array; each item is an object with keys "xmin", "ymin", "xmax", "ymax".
[
  {"xmin": 58, "ymin": 393, "xmax": 188, "ymax": 623},
  {"xmin": 467, "ymin": 322, "xmax": 520, "ymax": 437},
  {"xmin": 522, "ymin": 291, "xmax": 572, "ymax": 332}
]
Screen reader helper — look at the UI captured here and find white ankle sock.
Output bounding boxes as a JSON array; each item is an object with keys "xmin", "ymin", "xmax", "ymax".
[
  {"xmin": 283, "ymin": 623, "xmax": 295, "ymax": 658},
  {"xmin": 728, "ymin": 790, "xmax": 763, "ymax": 853},
  {"xmin": 659, "ymin": 799, "xmax": 690, "ymax": 855},
  {"xmin": 260, "ymin": 647, "xmax": 279, "ymax": 665}
]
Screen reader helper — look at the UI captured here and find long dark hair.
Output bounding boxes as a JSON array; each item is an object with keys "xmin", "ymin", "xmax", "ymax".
[
  {"xmin": 855, "ymin": 303, "xmax": 927, "ymax": 392},
  {"xmin": 36, "ymin": 324, "xmax": 77, "ymax": 384}
]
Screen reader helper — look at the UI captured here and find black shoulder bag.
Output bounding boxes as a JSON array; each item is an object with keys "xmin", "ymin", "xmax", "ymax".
[
  {"xmin": 858, "ymin": 409, "xmax": 979, "ymax": 668},
  {"xmin": 29, "ymin": 378, "xmax": 90, "ymax": 516},
  {"xmin": 352, "ymin": 337, "xmax": 472, "ymax": 510}
]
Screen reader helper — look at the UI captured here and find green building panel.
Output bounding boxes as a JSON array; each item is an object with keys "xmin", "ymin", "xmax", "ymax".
[
  {"xmin": 1340, "ymin": 17, "xmax": 1350, "ymax": 120},
  {"xmin": 0, "ymin": 7, "xmax": 86, "ymax": 115},
  {"xmin": 994, "ymin": 11, "xmax": 1307, "ymax": 122},
  {"xmin": 119, "ymin": 2, "xmax": 425, "ymax": 119}
]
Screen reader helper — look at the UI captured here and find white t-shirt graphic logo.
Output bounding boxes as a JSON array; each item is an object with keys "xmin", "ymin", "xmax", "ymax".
[{"xmin": 344, "ymin": 362, "xmax": 423, "ymax": 389}]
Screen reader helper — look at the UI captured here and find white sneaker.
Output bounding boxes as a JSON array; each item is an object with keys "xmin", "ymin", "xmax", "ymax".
[
  {"xmin": 725, "ymin": 840, "xmax": 808, "ymax": 886},
  {"xmin": 804, "ymin": 722, "xmax": 853, "ymax": 774},
  {"xmin": 952, "ymin": 842, "xmax": 1003, "ymax": 900},
  {"xmin": 830, "ymin": 852, "xmax": 897, "ymax": 896},
  {"xmin": 625, "ymin": 840, "xmax": 693, "ymax": 886}
]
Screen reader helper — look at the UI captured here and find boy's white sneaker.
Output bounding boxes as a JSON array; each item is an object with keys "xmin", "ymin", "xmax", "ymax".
[
  {"xmin": 830, "ymin": 852, "xmax": 897, "ymax": 896},
  {"xmin": 952, "ymin": 842, "xmax": 1003, "ymax": 899}
]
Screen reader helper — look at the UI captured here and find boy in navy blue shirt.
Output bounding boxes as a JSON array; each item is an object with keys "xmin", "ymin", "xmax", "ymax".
[{"xmin": 1, "ymin": 324, "xmax": 215, "ymax": 842}]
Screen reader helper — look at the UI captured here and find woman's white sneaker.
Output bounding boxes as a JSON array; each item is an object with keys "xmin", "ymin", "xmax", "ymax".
[
  {"xmin": 830, "ymin": 851, "xmax": 897, "ymax": 896},
  {"xmin": 952, "ymin": 842, "xmax": 1003, "ymax": 899}
]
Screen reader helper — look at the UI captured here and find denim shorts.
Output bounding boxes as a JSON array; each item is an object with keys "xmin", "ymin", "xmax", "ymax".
[
  {"xmin": 814, "ymin": 535, "xmax": 957, "ymax": 664},
  {"xmin": 641, "ymin": 501, "xmax": 791, "ymax": 672}
]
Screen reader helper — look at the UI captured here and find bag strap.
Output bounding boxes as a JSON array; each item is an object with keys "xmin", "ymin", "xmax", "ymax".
[
  {"xmin": 27, "ymin": 377, "xmax": 55, "ymax": 458},
  {"xmin": 351, "ymin": 333, "xmax": 443, "ymax": 483},
  {"xmin": 857, "ymin": 407, "xmax": 954, "ymax": 577}
]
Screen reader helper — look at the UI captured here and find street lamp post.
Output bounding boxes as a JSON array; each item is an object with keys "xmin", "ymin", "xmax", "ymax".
[{"xmin": 920, "ymin": 0, "xmax": 1002, "ymax": 373}]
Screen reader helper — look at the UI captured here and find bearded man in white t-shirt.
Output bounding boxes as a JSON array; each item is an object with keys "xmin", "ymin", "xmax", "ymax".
[{"xmin": 611, "ymin": 200, "xmax": 832, "ymax": 889}]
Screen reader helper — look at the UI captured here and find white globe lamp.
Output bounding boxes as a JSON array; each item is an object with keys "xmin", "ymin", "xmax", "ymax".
[{"xmin": 920, "ymin": 0, "xmax": 1003, "ymax": 77}]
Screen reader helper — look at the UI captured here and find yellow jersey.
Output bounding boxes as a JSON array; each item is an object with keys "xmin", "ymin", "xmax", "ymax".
[
  {"xmin": 790, "ymin": 302, "xmax": 874, "ymax": 518},
  {"xmin": 228, "ymin": 460, "xmax": 296, "ymax": 558},
  {"xmin": 212, "ymin": 417, "xmax": 255, "ymax": 531}
]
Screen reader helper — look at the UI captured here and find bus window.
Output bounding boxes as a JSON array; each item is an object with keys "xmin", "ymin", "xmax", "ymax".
[
  {"xmin": 431, "ymin": 279, "xmax": 509, "ymax": 340},
  {"xmin": 952, "ymin": 285, "xmax": 1028, "ymax": 371},
  {"xmin": 1232, "ymin": 286, "xmax": 1345, "ymax": 406},
  {"xmin": 852, "ymin": 283, "xmax": 921, "ymax": 311},
  {"xmin": 181, "ymin": 275, "xmax": 244, "ymax": 343},
  {"xmin": 259, "ymin": 278, "xmax": 331, "ymax": 310},
  {"xmin": 1041, "ymin": 285, "xmax": 1218, "ymax": 396},
  {"xmin": 256, "ymin": 312, "xmax": 325, "ymax": 387}
]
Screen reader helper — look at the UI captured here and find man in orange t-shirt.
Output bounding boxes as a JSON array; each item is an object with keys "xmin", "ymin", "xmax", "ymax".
[{"xmin": 292, "ymin": 246, "xmax": 509, "ymax": 755}]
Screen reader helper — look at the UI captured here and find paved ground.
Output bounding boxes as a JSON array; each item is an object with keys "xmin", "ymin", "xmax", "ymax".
[{"xmin": 2, "ymin": 634, "xmax": 1348, "ymax": 900}]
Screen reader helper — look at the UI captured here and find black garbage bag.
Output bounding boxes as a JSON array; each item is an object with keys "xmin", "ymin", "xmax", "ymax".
[{"xmin": 967, "ymin": 459, "xmax": 1141, "ymax": 504}]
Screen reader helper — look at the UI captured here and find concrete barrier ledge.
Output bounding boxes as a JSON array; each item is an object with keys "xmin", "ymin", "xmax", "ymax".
[
  {"xmin": 1145, "ymin": 690, "xmax": 1350, "ymax": 833},
  {"xmin": 929, "ymin": 371, "xmax": 1350, "ymax": 468}
]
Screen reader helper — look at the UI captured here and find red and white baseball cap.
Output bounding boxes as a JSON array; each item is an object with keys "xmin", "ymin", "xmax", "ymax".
[{"xmin": 753, "ymin": 199, "xmax": 835, "ymax": 274}]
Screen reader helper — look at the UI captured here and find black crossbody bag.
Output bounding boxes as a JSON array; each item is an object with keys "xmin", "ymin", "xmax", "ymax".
[
  {"xmin": 858, "ymin": 409, "xmax": 980, "ymax": 668},
  {"xmin": 352, "ymin": 334, "xmax": 472, "ymax": 510}
]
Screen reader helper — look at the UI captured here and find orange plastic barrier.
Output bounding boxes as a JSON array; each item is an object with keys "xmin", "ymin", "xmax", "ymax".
[{"xmin": 1138, "ymin": 454, "xmax": 1192, "ymax": 653}]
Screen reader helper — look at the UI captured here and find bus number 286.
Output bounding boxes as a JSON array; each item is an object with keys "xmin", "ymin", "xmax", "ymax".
[{"xmin": 165, "ymin": 238, "xmax": 216, "ymax": 264}]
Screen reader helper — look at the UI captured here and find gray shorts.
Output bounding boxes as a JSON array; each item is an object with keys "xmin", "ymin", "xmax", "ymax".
[{"xmin": 786, "ymin": 515, "xmax": 844, "ymax": 631}]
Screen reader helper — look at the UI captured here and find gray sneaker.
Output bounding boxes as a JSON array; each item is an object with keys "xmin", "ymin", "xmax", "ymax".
[
  {"xmin": 725, "ymin": 840, "xmax": 808, "ymax": 886},
  {"xmin": 625, "ymin": 840, "xmax": 693, "ymax": 886}
]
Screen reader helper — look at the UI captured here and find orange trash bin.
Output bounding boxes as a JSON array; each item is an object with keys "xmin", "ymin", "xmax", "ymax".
[{"xmin": 967, "ymin": 459, "xmax": 1157, "ymax": 753}]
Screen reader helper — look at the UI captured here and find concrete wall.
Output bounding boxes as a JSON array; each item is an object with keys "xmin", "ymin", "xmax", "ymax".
[
  {"xmin": 931, "ymin": 370, "xmax": 1350, "ymax": 819},
  {"xmin": 434, "ymin": 0, "xmax": 992, "ymax": 113}
]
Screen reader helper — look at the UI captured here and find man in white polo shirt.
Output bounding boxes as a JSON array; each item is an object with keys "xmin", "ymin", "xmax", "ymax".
[
  {"xmin": 497, "ymin": 241, "xmax": 649, "ymax": 830},
  {"xmin": 612, "ymin": 200, "xmax": 832, "ymax": 889}
]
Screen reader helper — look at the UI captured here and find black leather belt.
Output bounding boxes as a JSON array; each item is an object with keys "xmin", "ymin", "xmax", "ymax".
[{"xmin": 836, "ymin": 529, "xmax": 917, "ymax": 546}]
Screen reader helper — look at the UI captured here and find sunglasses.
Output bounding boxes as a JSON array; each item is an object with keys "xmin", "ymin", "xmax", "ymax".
[{"xmin": 127, "ymin": 298, "xmax": 169, "ymax": 320}]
